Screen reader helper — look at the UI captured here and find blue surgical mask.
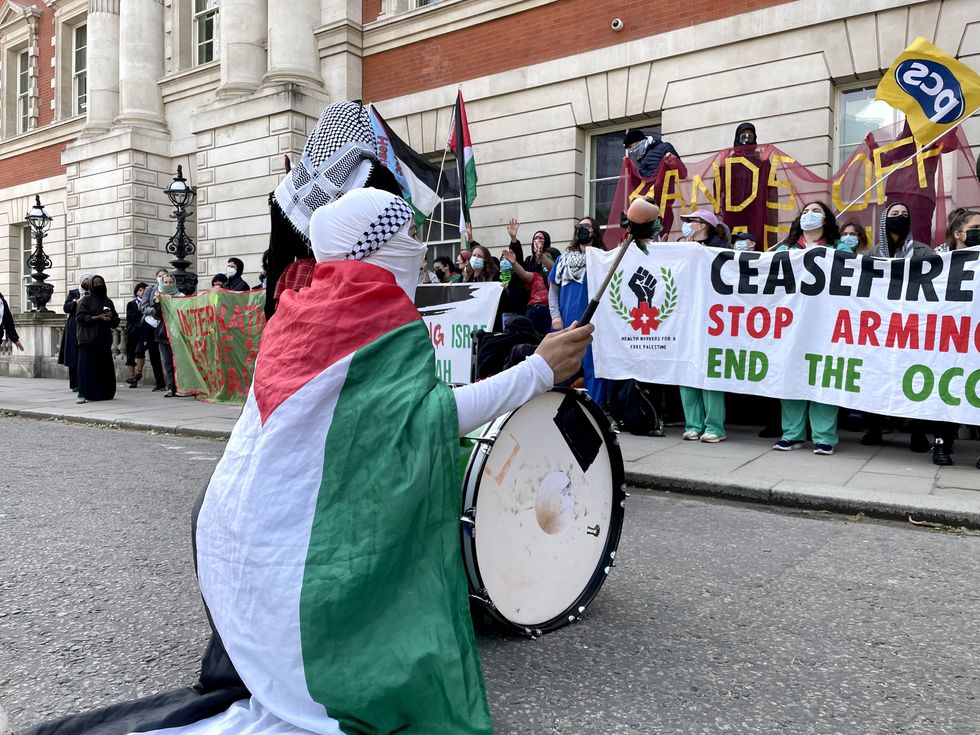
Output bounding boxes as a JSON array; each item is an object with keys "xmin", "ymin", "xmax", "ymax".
[
  {"xmin": 839, "ymin": 234, "xmax": 859, "ymax": 251},
  {"xmin": 470, "ymin": 257, "xmax": 484, "ymax": 270},
  {"xmin": 500, "ymin": 259, "xmax": 512, "ymax": 272},
  {"xmin": 681, "ymin": 222, "xmax": 694, "ymax": 239},
  {"xmin": 800, "ymin": 210, "xmax": 824, "ymax": 231}
]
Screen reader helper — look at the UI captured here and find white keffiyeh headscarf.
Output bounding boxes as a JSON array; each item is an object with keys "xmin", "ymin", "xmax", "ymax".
[
  {"xmin": 273, "ymin": 101, "xmax": 380, "ymax": 241},
  {"xmin": 310, "ymin": 188, "xmax": 424, "ymax": 300}
]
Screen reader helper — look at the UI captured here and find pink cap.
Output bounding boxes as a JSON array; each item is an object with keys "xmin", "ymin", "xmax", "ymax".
[{"xmin": 680, "ymin": 209, "xmax": 719, "ymax": 228}]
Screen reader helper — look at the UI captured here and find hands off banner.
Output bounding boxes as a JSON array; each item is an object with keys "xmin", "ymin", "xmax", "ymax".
[
  {"xmin": 416, "ymin": 283, "xmax": 502, "ymax": 384},
  {"xmin": 587, "ymin": 244, "xmax": 980, "ymax": 425},
  {"xmin": 161, "ymin": 289, "xmax": 266, "ymax": 404}
]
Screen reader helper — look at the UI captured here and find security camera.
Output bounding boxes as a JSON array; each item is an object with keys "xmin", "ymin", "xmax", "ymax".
[{"xmin": 611, "ymin": 18, "xmax": 624, "ymax": 31}]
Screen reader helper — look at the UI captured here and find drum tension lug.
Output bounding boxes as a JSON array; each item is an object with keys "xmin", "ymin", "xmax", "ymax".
[{"xmin": 470, "ymin": 589, "xmax": 495, "ymax": 610}]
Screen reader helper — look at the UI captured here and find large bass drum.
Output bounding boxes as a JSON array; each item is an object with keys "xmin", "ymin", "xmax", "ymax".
[{"xmin": 460, "ymin": 389, "xmax": 626, "ymax": 635}]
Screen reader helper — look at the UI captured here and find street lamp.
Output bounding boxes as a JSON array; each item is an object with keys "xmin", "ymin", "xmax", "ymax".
[
  {"xmin": 163, "ymin": 164, "xmax": 198, "ymax": 295},
  {"xmin": 25, "ymin": 195, "xmax": 54, "ymax": 312}
]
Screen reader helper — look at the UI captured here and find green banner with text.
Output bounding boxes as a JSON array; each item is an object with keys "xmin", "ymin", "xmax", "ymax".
[{"xmin": 160, "ymin": 289, "xmax": 266, "ymax": 404}]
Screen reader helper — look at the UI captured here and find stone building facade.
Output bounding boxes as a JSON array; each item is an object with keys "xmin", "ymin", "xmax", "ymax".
[{"xmin": 0, "ymin": 0, "xmax": 977, "ymax": 315}]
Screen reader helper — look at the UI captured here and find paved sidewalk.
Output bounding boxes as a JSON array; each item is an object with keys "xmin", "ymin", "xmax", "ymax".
[
  {"xmin": 0, "ymin": 377, "xmax": 241, "ymax": 438},
  {"xmin": 3, "ymin": 376, "xmax": 979, "ymax": 528}
]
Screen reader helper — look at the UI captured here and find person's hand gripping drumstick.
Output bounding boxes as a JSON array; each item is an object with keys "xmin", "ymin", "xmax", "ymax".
[
  {"xmin": 578, "ymin": 198, "xmax": 661, "ymax": 326},
  {"xmin": 534, "ymin": 321, "xmax": 595, "ymax": 383}
]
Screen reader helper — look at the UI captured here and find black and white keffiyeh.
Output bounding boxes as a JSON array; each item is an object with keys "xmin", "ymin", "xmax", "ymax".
[
  {"xmin": 875, "ymin": 202, "xmax": 914, "ymax": 257},
  {"xmin": 346, "ymin": 198, "xmax": 415, "ymax": 261},
  {"xmin": 554, "ymin": 250, "xmax": 587, "ymax": 286},
  {"xmin": 273, "ymin": 101, "xmax": 379, "ymax": 240}
]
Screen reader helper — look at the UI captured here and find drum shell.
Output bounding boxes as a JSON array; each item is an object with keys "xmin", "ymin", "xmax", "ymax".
[{"xmin": 460, "ymin": 388, "xmax": 626, "ymax": 635}]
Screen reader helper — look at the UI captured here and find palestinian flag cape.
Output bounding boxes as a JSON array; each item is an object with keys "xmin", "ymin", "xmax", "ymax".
[{"xmin": 25, "ymin": 261, "xmax": 493, "ymax": 735}]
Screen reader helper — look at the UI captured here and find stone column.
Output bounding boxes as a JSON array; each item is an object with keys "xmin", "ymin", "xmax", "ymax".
[
  {"xmin": 114, "ymin": 0, "xmax": 166, "ymax": 130},
  {"xmin": 264, "ymin": 0, "xmax": 323, "ymax": 88},
  {"xmin": 216, "ymin": 0, "xmax": 268, "ymax": 98},
  {"xmin": 84, "ymin": 0, "xmax": 120, "ymax": 133},
  {"xmin": 317, "ymin": 0, "xmax": 362, "ymax": 100}
]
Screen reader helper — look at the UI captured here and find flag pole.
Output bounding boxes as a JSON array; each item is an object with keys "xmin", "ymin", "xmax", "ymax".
[
  {"xmin": 425, "ymin": 92, "xmax": 460, "ymax": 247},
  {"xmin": 836, "ymin": 107, "xmax": 980, "ymax": 218},
  {"xmin": 424, "ymin": 144, "xmax": 451, "ymax": 246}
]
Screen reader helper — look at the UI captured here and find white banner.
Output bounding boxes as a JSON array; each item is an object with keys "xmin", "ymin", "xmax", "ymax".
[
  {"xmin": 587, "ymin": 244, "xmax": 980, "ymax": 425},
  {"xmin": 416, "ymin": 283, "xmax": 502, "ymax": 384}
]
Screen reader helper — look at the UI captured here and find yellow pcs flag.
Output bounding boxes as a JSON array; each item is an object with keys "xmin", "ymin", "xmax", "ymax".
[{"xmin": 875, "ymin": 37, "xmax": 980, "ymax": 146}]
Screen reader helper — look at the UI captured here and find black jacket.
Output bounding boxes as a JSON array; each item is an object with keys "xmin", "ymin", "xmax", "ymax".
[
  {"xmin": 0, "ymin": 293, "xmax": 18, "ymax": 344},
  {"xmin": 58, "ymin": 288, "xmax": 81, "ymax": 365},
  {"xmin": 497, "ymin": 241, "xmax": 529, "ymax": 321},
  {"xmin": 226, "ymin": 275, "xmax": 250, "ymax": 292},
  {"xmin": 635, "ymin": 139, "xmax": 680, "ymax": 179},
  {"xmin": 76, "ymin": 293, "xmax": 120, "ymax": 346},
  {"xmin": 126, "ymin": 298, "xmax": 143, "ymax": 337}
]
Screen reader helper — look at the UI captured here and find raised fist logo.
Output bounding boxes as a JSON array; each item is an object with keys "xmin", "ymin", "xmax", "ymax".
[{"xmin": 628, "ymin": 267, "xmax": 657, "ymax": 305}]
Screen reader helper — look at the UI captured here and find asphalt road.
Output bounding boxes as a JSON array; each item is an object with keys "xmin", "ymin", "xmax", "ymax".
[{"xmin": 2, "ymin": 417, "xmax": 979, "ymax": 734}]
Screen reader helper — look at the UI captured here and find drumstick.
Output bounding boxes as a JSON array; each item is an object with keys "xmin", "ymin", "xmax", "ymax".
[{"xmin": 578, "ymin": 234, "xmax": 636, "ymax": 327}]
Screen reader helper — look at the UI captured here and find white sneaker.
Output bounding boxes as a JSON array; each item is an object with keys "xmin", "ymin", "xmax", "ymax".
[
  {"xmin": 682, "ymin": 431, "xmax": 700, "ymax": 441},
  {"xmin": 700, "ymin": 433, "xmax": 726, "ymax": 443}
]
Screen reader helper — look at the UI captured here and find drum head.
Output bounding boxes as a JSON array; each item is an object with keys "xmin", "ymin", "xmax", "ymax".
[{"xmin": 461, "ymin": 389, "xmax": 625, "ymax": 634}]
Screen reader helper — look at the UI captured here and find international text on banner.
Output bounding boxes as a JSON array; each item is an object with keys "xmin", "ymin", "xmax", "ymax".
[{"xmin": 161, "ymin": 288, "xmax": 267, "ymax": 404}]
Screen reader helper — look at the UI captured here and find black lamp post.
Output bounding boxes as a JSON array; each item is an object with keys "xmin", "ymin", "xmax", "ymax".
[
  {"xmin": 25, "ymin": 195, "xmax": 54, "ymax": 312},
  {"xmin": 163, "ymin": 165, "xmax": 198, "ymax": 295}
]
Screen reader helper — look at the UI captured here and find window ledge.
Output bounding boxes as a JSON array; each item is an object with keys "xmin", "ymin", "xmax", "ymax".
[
  {"xmin": 363, "ymin": 0, "xmax": 557, "ymax": 55},
  {"xmin": 161, "ymin": 59, "xmax": 222, "ymax": 102},
  {"xmin": 0, "ymin": 116, "xmax": 85, "ymax": 159}
]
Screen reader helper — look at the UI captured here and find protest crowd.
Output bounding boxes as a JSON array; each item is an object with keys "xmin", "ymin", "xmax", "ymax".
[
  {"xmin": 48, "ymin": 116, "xmax": 980, "ymax": 470},
  {"xmin": 404, "ymin": 121, "xmax": 980, "ymax": 470},
  {"xmin": 57, "ymin": 256, "xmax": 267, "ymax": 402}
]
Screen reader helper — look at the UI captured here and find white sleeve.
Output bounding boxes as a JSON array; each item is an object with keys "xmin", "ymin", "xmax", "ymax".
[{"xmin": 453, "ymin": 354, "xmax": 554, "ymax": 436}]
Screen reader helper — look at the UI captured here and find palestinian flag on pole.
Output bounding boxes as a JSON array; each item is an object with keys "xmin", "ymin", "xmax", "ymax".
[
  {"xmin": 449, "ymin": 89, "xmax": 478, "ymax": 240},
  {"xmin": 24, "ymin": 261, "xmax": 494, "ymax": 735},
  {"xmin": 368, "ymin": 104, "xmax": 443, "ymax": 227}
]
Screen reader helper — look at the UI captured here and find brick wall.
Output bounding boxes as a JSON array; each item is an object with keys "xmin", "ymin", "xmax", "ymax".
[
  {"xmin": 363, "ymin": 0, "xmax": 382, "ymax": 24},
  {"xmin": 363, "ymin": 0, "xmax": 794, "ymax": 102},
  {"xmin": 0, "ymin": 143, "xmax": 67, "ymax": 188},
  {"xmin": 36, "ymin": 4, "xmax": 54, "ymax": 127}
]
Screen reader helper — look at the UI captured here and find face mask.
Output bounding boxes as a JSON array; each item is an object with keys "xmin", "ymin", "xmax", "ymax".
[
  {"xmin": 886, "ymin": 215, "xmax": 910, "ymax": 239},
  {"xmin": 799, "ymin": 210, "xmax": 824, "ymax": 231},
  {"xmin": 156, "ymin": 276, "xmax": 164, "ymax": 288},
  {"xmin": 500, "ymin": 259, "xmax": 512, "ymax": 272},
  {"xmin": 966, "ymin": 228, "xmax": 980, "ymax": 248},
  {"xmin": 627, "ymin": 138, "xmax": 649, "ymax": 162},
  {"xmin": 628, "ymin": 218, "xmax": 661, "ymax": 241},
  {"xmin": 91, "ymin": 283, "xmax": 107, "ymax": 297},
  {"xmin": 840, "ymin": 234, "xmax": 859, "ymax": 250},
  {"xmin": 575, "ymin": 225, "xmax": 592, "ymax": 243},
  {"xmin": 681, "ymin": 222, "xmax": 694, "ymax": 239},
  {"xmin": 226, "ymin": 266, "xmax": 237, "ymax": 278},
  {"xmin": 737, "ymin": 133, "xmax": 756, "ymax": 145},
  {"xmin": 470, "ymin": 257, "xmax": 484, "ymax": 271},
  {"xmin": 81, "ymin": 282, "xmax": 91, "ymax": 293},
  {"xmin": 734, "ymin": 239, "xmax": 751, "ymax": 252}
]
